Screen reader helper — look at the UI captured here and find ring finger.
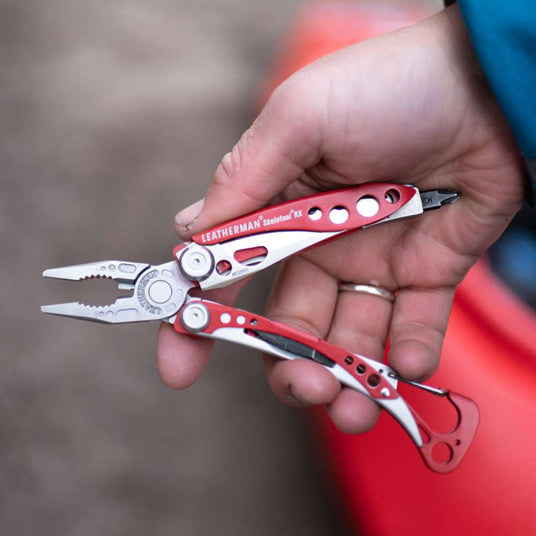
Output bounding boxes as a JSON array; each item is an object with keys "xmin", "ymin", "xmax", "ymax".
[{"xmin": 326, "ymin": 281, "xmax": 395, "ymax": 433}]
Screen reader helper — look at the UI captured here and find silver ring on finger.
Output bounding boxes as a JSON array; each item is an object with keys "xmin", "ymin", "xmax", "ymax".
[{"xmin": 338, "ymin": 282, "xmax": 396, "ymax": 302}]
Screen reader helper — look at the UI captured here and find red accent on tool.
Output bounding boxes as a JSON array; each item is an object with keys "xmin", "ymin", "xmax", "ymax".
[
  {"xmin": 191, "ymin": 183, "xmax": 416, "ymax": 245},
  {"xmin": 174, "ymin": 299, "xmax": 399, "ymax": 402},
  {"xmin": 415, "ymin": 392, "xmax": 480, "ymax": 474}
]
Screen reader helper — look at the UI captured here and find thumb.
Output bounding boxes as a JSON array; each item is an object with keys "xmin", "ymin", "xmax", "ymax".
[{"xmin": 175, "ymin": 80, "xmax": 322, "ymax": 239}]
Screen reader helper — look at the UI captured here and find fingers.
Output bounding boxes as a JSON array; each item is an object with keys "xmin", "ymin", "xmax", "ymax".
[
  {"xmin": 157, "ymin": 279, "xmax": 250, "ymax": 389},
  {"xmin": 329, "ymin": 285, "xmax": 393, "ymax": 361},
  {"xmin": 264, "ymin": 358, "xmax": 341, "ymax": 408},
  {"xmin": 264, "ymin": 255, "xmax": 394, "ymax": 434},
  {"xmin": 158, "ymin": 323, "xmax": 214, "ymax": 389},
  {"xmin": 324, "ymin": 285, "xmax": 394, "ymax": 433},
  {"xmin": 327, "ymin": 389, "xmax": 381, "ymax": 435},
  {"xmin": 175, "ymin": 79, "xmax": 322, "ymax": 237},
  {"xmin": 388, "ymin": 286, "xmax": 455, "ymax": 381},
  {"xmin": 167, "ymin": 80, "xmax": 324, "ymax": 387},
  {"xmin": 263, "ymin": 256, "xmax": 341, "ymax": 407},
  {"xmin": 265, "ymin": 277, "xmax": 453, "ymax": 432},
  {"xmin": 165, "ymin": 76, "xmax": 327, "ymax": 389}
]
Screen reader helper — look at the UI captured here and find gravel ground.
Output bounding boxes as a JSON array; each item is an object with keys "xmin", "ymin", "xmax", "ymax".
[{"xmin": 1, "ymin": 1, "xmax": 437, "ymax": 534}]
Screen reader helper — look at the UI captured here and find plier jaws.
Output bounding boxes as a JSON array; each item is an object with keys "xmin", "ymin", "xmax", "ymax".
[
  {"xmin": 42, "ymin": 260, "xmax": 195, "ymax": 324},
  {"xmin": 42, "ymin": 260, "xmax": 151, "ymax": 283}
]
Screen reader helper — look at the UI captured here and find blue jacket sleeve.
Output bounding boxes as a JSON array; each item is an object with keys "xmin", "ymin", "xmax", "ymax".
[{"xmin": 457, "ymin": 0, "xmax": 536, "ymax": 188}]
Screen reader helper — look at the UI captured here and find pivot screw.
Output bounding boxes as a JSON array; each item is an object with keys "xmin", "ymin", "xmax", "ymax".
[
  {"xmin": 179, "ymin": 244, "xmax": 214, "ymax": 281},
  {"xmin": 181, "ymin": 303, "xmax": 210, "ymax": 333}
]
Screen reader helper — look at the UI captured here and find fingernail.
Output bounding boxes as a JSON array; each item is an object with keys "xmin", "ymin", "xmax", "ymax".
[{"xmin": 175, "ymin": 198, "xmax": 205, "ymax": 233}]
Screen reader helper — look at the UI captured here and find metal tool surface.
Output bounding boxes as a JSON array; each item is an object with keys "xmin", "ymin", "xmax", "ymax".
[{"xmin": 42, "ymin": 182, "xmax": 477, "ymax": 473}]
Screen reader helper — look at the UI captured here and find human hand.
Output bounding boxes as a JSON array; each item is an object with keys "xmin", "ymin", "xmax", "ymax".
[{"xmin": 158, "ymin": 5, "xmax": 524, "ymax": 434}]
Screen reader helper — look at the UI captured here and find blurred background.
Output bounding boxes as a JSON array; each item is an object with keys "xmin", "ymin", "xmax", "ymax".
[{"xmin": 1, "ymin": 1, "xmax": 440, "ymax": 534}]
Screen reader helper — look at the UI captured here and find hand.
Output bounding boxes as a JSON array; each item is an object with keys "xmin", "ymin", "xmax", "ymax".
[{"xmin": 158, "ymin": 5, "xmax": 524, "ymax": 434}]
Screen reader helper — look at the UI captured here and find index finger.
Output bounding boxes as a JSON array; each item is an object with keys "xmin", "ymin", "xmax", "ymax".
[{"xmin": 175, "ymin": 83, "xmax": 321, "ymax": 238}]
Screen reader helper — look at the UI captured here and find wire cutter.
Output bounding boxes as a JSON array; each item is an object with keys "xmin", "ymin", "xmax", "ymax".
[{"xmin": 42, "ymin": 182, "xmax": 479, "ymax": 473}]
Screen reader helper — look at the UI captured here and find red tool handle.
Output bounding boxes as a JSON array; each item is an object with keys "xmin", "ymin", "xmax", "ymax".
[
  {"xmin": 174, "ymin": 299, "xmax": 479, "ymax": 473},
  {"xmin": 174, "ymin": 299, "xmax": 399, "ymax": 401},
  {"xmin": 190, "ymin": 183, "xmax": 416, "ymax": 245},
  {"xmin": 414, "ymin": 392, "xmax": 480, "ymax": 474}
]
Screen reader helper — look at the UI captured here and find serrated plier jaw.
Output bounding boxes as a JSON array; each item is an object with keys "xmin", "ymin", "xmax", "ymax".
[{"xmin": 41, "ymin": 260, "xmax": 195, "ymax": 324}]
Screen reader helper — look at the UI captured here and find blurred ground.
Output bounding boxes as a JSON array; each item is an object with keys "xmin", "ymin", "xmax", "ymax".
[{"xmin": 1, "ymin": 1, "xmax": 437, "ymax": 534}]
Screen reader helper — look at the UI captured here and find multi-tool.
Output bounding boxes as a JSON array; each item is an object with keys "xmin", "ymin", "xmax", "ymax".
[{"xmin": 42, "ymin": 182, "xmax": 479, "ymax": 473}]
